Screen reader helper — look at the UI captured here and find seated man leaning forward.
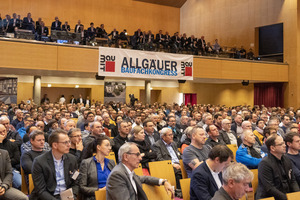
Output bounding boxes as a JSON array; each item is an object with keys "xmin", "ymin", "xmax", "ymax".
[
  {"xmin": 236, "ymin": 129, "xmax": 265, "ymax": 169},
  {"xmin": 190, "ymin": 145, "xmax": 233, "ymax": 200},
  {"xmin": 106, "ymin": 142, "xmax": 174, "ymax": 200},
  {"xmin": 212, "ymin": 162, "xmax": 253, "ymax": 200}
]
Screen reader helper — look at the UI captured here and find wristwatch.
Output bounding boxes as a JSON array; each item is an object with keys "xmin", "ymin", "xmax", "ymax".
[{"xmin": 162, "ymin": 179, "xmax": 168, "ymax": 185}]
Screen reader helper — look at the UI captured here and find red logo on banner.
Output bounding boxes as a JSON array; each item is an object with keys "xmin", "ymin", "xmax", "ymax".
[
  {"xmin": 105, "ymin": 61, "xmax": 115, "ymax": 72},
  {"xmin": 185, "ymin": 67, "xmax": 192, "ymax": 76}
]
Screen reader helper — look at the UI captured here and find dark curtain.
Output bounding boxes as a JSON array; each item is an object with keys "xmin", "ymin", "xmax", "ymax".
[
  {"xmin": 254, "ymin": 83, "xmax": 284, "ymax": 107},
  {"xmin": 184, "ymin": 94, "xmax": 197, "ymax": 106}
]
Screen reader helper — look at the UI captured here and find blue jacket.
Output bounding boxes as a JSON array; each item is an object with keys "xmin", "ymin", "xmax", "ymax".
[{"xmin": 236, "ymin": 144, "xmax": 266, "ymax": 169}]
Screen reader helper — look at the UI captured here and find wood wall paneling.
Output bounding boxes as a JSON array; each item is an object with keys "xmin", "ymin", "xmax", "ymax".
[
  {"xmin": 57, "ymin": 46, "xmax": 98, "ymax": 72},
  {"xmin": 0, "ymin": 41, "xmax": 57, "ymax": 70},
  {"xmin": 1, "ymin": 0, "xmax": 180, "ymax": 35}
]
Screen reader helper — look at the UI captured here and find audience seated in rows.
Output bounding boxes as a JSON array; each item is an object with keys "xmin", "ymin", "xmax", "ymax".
[
  {"xmin": 1, "ymin": 12, "xmax": 256, "ymax": 59},
  {"xmin": 0, "ymin": 98, "xmax": 300, "ymax": 199}
]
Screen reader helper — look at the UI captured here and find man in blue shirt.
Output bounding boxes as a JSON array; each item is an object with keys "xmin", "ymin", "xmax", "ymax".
[{"xmin": 236, "ymin": 130, "xmax": 265, "ymax": 169}]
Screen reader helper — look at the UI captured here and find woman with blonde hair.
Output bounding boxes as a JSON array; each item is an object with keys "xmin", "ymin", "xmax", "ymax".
[{"xmin": 129, "ymin": 126, "xmax": 157, "ymax": 174}]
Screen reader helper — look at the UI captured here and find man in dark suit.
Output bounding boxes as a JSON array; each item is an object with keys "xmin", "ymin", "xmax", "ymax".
[
  {"xmin": 256, "ymin": 134, "xmax": 299, "ymax": 200},
  {"xmin": 106, "ymin": 142, "xmax": 174, "ymax": 200},
  {"xmin": 155, "ymin": 30, "xmax": 166, "ymax": 49},
  {"xmin": 143, "ymin": 119, "xmax": 160, "ymax": 147},
  {"xmin": 96, "ymin": 24, "xmax": 108, "ymax": 38},
  {"xmin": 144, "ymin": 30, "xmax": 154, "ymax": 50},
  {"xmin": 74, "ymin": 20, "xmax": 83, "ymax": 33},
  {"xmin": 87, "ymin": 22, "xmax": 96, "ymax": 40},
  {"xmin": 190, "ymin": 145, "xmax": 233, "ymax": 200},
  {"xmin": 231, "ymin": 114, "xmax": 243, "ymax": 137},
  {"xmin": 108, "ymin": 28, "xmax": 119, "ymax": 44},
  {"xmin": 153, "ymin": 128, "xmax": 182, "ymax": 194},
  {"xmin": 31, "ymin": 129, "xmax": 78, "ymax": 200},
  {"xmin": 219, "ymin": 118, "xmax": 240, "ymax": 146},
  {"xmin": 198, "ymin": 35, "xmax": 206, "ymax": 55},
  {"xmin": 62, "ymin": 21, "xmax": 70, "ymax": 31},
  {"xmin": 164, "ymin": 31, "xmax": 171, "ymax": 49},
  {"xmin": 0, "ymin": 149, "xmax": 28, "ymax": 200},
  {"xmin": 77, "ymin": 94, "xmax": 85, "ymax": 105},
  {"xmin": 36, "ymin": 21, "xmax": 49, "ymax": 40},
  {"xmin": 70, "ymin": 95, "xmax": 77, "ymax": 104},
  {"xmin": 22, "ymin": 13, "xmax": 35, "ymax": 32},
  {"xmin": 211, "ymin": 162, "xmax": 253, "ymax": 200},
  {"xmin": 171, "ymin": 32, "xmax": 181, "ymax": 53},
  {"xmin": 51, "ymin": 16, "xmax": 61, "ymax": 31},
  {"xmin": 132, "ymin": 28, "xmax": 143, "ymax": 49},
  {"xmin": 8, "ymin": 13, "xmax": 20, "ymax": 33}
]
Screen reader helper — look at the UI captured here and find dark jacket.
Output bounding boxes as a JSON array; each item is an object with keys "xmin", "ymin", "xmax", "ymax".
[
  {"xmin": 152, "ymin": 139, "xmax": 181, "ymax": 162},
  {"xmin": 219, "ymin": 129, "xmax": 240, "ymax": 145},
  {"xmin": 79, "ymin": 157, "xmax": 115, "ymax": 200},
  {"xmin": 30, "ymin": 151, "xmax": 79, "ymax": 200},
  {"xmin": 112, "ymin": 135, "xmax": 128, "ymax": 163},
  {"xmin": 0, "ymin": 138, "xmax": 20, "ymax": 170},
  {"xmin": 130, "ymin": 138, "xmax": 157, "ymax": 168},
  {"xmin": 256, "ymin": 153, "xmax": 299, "ymax": 200},
  {"xmin": 0, "ymin": 149, "xmax": 13, "ymax": 191},
  {"xmin": 190, "ymin": 162, "xmax": 222, "ymax": 200},
  {"xmin": 144, "ymin": 131, "xmax": 160, "ymax": 147},
  {"xmin": 205, "ymin": 137, "xmax": 226, "ymax": 150}
]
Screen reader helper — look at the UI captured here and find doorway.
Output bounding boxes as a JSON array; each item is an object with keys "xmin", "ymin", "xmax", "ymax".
[{"xmin": 184, "ymin": 93, "xmax": 197, "ymax": 105}]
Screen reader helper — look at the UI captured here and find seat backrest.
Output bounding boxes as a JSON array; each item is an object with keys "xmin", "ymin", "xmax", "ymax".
[
  {"xmin": 180, "ymin": 178, "xmax": 190, "ymax": 200},
  {"xmin": 28, "ymin": 174, "xmax": 34, "ymax": 194},
  {"xmin": 148, "ymin": 160, "xmax": 176, "ymax": 188},
  {"xmin": 21, "ymin": 167, "xmax": 28, "ymax": 194},
  {"xmin": 95, "ymin": 189, "xmax": 106, "ymax": 200},
  {"xmin": 259, "ymin": 197, "xmax": 275, "ymax": 200},
  {"xmin": 287, "ymin": 191, "xmax": 300, "ymax": 200},
  {"xmin": 179, "ymin": 159, "xmax": 188, "ymax": 179},
  {"xmin": 142, "ymin": 184, "xmax": 172, "ymax": 200},
  {"xmin": 134, "ymin": 163, "xmax": 143, "ymax": 176},
  {"xmin": 105, "ymin": 151, "xmax": 116, "ymax": 164},
  {"xmin": 71, "ymin": 118, "xmax": 78, "ymax": 124},
  {"xmin": 250, "ymin": 169, "xmax": 258, "ymax": 195},
  {"xmin": 226, "ymin": 144, "xmax": 238, "ymax": 161}
]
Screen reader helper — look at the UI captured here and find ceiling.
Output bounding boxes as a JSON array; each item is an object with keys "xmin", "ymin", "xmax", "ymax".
[{"xmin": 133, "ymin": 0, "xmax": 187, "ymax": 8}]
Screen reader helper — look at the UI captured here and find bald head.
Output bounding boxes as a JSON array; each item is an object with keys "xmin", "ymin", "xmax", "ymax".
[{"xmin": 242, "ymin": 121, "xmax": 252, "ymax": 130}]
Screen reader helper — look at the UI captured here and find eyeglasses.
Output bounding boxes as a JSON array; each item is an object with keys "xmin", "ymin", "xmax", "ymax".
[
  {"xmin": 274, "ymin": 142, "xmax": 285, "ymax": 146},
  {"xmin": 58, "ymin": 140, "xmax": 71, "ymax": 145},
  {"xmin": 69, "ymin": 135, "xmax": 82, "ymax": 138},
  {"xmin": 126, "ymin": 152, "xmax": 141, "ymax": 157}
]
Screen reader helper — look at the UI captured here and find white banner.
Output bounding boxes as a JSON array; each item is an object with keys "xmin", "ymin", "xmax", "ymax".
[{"xmin": 98, "ymin": 47, "xmax": 193, "ymax": 80}]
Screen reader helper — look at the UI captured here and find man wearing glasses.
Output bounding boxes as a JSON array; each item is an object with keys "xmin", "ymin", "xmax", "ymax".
[
  {"xmin": 107, "ymin": 142, "xmax": 174, "ymax": 200},
  {"xmin": 219, "ymin": 119, "xmax": 239, "ymax": 146},
  {"xmin": 31, "ymin": 129, "xmax": 78, "ymax": 200},
  {"xmin": 256, "ymin": 134, "xmax": 299, "ymax": 200}
]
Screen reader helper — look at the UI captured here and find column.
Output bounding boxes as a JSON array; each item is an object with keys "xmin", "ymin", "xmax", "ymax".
[
  {"xmin": 145, "ymin": 80, "xmax": 151, "ymax": 104},
  {"xmin": 33, "ymin": 76, "xmax": 41, "ymax": 105}
]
